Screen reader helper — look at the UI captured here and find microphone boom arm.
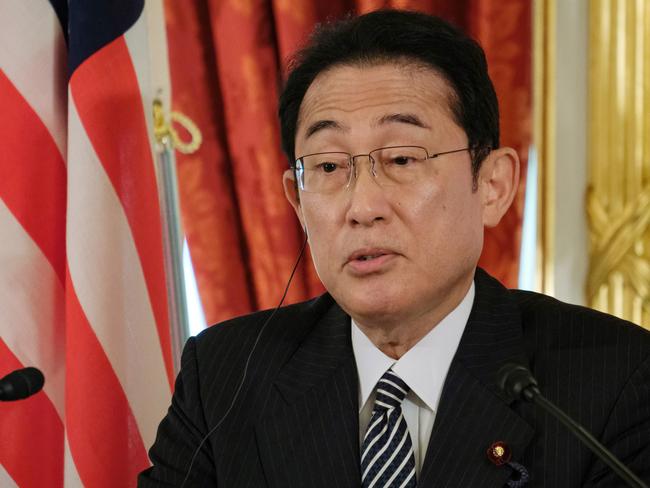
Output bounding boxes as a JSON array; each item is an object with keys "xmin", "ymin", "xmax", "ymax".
[
  {"xmin": 530, "ymin": 391, "xmax": 647, "ymax": 488},
  {"xmin": 498, "ymin": 364, "xmax": 647, "ymax": 488}
]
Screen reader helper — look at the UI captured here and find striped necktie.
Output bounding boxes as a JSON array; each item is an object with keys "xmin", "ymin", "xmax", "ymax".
[{"xmin": 361, "ymin": 369, "xmax": 417, "ymax": 487}]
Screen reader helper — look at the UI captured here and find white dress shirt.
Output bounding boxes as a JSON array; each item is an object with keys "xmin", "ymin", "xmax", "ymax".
[{"xmin": 352, "ymin": 283, "xmax": 475, "ymax": 475}]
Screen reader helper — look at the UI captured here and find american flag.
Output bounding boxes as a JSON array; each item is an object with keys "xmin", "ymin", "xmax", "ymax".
[{"xmin": 1, "ymin": 0, "xmax": 175, "ymax": 485}]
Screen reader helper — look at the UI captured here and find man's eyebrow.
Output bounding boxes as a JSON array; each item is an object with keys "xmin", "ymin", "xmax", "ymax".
[
  {"xmin": 303, "ymin": 113, "xmax": 428, "ymax": 139},
  {"xmin": 376, "ymin": 113, "xmax": 431, "ymax": 128},
  {"xmin": 304, "ymin": 120, "xmax": 346, "ymax": 139}
]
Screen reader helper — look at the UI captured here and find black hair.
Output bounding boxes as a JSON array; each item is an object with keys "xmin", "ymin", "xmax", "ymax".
[{"xmin": 278, "ymin": 9, "xmax": 498, "ymax": 176}]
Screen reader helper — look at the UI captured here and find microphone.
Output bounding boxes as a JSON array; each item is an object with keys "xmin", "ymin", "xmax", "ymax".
[
  {"xmin": 0, "ymin": 367, "xmax": 45, "ymax": 401},
  {"xmin": 497, "ymin": 363, "xmax": 648, "ymax": 488}
]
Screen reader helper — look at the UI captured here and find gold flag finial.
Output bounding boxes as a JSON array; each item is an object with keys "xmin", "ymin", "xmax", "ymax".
[{"xmin": 153, "ymin": 98, "xmax": 202, "ymax": 154}]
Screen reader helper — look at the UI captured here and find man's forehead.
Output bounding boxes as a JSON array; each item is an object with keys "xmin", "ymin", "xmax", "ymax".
[{"xmin": 296, "ymin": 62, "xmax": 456, "ymax": 134}]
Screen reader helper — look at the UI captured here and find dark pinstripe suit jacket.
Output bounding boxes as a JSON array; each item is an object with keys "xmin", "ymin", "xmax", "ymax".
[{"xmin": 139, "ymin": 268, "xmax": 650, "ymax": 487}]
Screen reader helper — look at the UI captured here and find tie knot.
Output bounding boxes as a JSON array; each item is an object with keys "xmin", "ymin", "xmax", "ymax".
[{"xmin": 373, "ymin": 369, "xmax": 410, "ymax": 411}]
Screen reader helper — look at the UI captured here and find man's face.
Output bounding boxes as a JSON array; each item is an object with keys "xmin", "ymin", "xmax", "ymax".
[{"xmin": 285, "ymin": 63, "xmax": 489, "ymax": 327}]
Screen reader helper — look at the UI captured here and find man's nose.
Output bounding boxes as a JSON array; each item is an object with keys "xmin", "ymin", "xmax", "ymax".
[{"xmin": 345, "ymin": 156, "xmax": 391, "ymax": 227}]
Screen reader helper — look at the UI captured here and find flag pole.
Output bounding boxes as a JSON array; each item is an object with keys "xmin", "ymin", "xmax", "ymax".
[{"xmin": 152, "ymin": 98, "xmax": 201, "ymax": 374}]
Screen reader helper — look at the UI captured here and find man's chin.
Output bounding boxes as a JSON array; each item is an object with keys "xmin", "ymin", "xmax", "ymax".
[{"xmin": 337, "ymin": 292, "xmax": 406, "ymax": 326}]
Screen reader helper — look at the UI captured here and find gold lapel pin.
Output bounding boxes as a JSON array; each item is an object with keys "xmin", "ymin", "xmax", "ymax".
[{"xmin": 487, "ymin": 441, "xmax": 512, "ymax": 466}]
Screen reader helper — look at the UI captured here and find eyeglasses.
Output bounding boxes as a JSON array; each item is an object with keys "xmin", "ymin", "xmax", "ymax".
[{"xmin": 293, "ymin": 145, "xmax": 470, "ymax": 193}]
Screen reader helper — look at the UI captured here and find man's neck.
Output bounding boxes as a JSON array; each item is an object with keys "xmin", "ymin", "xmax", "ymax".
[{"xmin": 352, "ymin": 275, "xmax": 474, "ymax": 359}]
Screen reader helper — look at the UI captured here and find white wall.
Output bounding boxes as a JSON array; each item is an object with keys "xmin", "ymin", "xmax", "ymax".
[{"xmin": 551, "ymin": 0, "xmax": 589, "ymax": 305}]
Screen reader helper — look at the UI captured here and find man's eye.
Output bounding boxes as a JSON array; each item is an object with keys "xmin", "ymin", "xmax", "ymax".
[
  {"xmin": 390, "ymin": 155, "xmax": 416, "ymax": 165},
  {"xmin": 318, "ymin": 162, "xmax": 340, "ymax": 173}
]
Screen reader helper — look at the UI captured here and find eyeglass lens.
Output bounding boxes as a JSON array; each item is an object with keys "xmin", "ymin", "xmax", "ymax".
[{"xmin": 297, "ymin": 146, "xmax": 431, "ymax": 193}]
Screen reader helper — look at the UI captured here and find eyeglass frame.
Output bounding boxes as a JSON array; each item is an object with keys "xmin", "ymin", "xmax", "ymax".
[{"xmin": 292, "ymin": 145, "xmax": 474, "ymax": 192}]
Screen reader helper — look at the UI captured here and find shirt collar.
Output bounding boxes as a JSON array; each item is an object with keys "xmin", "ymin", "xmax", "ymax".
[{"xmin": 352, "ymin": 282, "xmax": 475, "ymax": 413}]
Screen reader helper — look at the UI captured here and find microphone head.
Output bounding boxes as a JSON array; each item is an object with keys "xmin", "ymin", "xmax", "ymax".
[
  {"xmin": 497, "ymin": 363, "xmax": 538, "ymax": 402},
  {"xmin": 0, "ymin": 367, "xmax": 45, "ymax": 401}
]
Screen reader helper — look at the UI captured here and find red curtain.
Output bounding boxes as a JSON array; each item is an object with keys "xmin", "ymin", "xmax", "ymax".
[{"xmin": 164, "ymin": 0, "xmax": 531, "ymax": 326}]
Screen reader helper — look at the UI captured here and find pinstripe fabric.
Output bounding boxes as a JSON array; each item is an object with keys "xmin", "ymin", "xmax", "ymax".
[{"xmin": 139, "ymin": 268, "xmax": 650, "ymax": 487}]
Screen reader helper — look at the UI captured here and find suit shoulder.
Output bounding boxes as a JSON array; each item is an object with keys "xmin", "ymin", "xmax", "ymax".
[
  {"xmin": 509, "ymin": 288, "xmax": 650, "ymax": 360},
  {"xmin": 176, "ymin": 293, "xmax": 336, "ymax": 422},
  {"xmin": 512, "ymin": 289, "xmax": 640, "ymax": 324},
  {"xmin": 510, "ymin": 289, "xmax": 649, "ymax": 335},
  {"xmin": 191, "ymin": 293, "xmax": 334, "ymax": 357}
]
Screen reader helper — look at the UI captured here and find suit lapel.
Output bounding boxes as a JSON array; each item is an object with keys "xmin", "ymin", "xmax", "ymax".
[
  {"xmin": 255, "ymin": 301, "xmax": 360, "ymax": 488},
  {"xmin": 419, "ymin": 269, "xmax": 534, "ymax": 487}
]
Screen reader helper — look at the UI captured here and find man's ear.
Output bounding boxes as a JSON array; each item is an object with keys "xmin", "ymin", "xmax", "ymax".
[
  {"xmin": 478, "ymin": 147, "xmax": 520, "ymax": 228},
  {"xmin": 283, "ymin": 169, "xmax": 306, "ymax": 229}
]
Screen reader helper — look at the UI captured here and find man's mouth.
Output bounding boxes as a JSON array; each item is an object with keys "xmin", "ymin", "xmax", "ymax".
[
  {"xmin": 345, "ymin": 249, "xmax": 397, "ymax": 275},
  {"xmin": 347, "ymin": 249, "xmax": 392, "ymax": 263},
  {"xmin": 357, "ymin": 254, "xmax": 384, "ymax": 261}
]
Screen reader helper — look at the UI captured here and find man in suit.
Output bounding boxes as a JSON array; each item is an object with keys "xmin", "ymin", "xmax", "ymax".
[{"xmin": 139, "ymin": 10, "xmax": 650, "ymax": 487}]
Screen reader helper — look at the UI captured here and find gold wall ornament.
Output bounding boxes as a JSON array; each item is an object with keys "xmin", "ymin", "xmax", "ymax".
[
  {"xmin": 153, "ymin": 98, "xmax": 202, "ymax": 154},
  {"xmin": 587, "ymin": 0, "xmax": 650, "ymax": 329}
]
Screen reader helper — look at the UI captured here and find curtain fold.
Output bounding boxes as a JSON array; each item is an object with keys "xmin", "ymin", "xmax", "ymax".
[
  {"xmin": 165, "ymin": 2, "xmax": 254, "ymax": 319},
  {"xmin": 164, "ymin": 0, "xmax": 531, "ymax": 326}
]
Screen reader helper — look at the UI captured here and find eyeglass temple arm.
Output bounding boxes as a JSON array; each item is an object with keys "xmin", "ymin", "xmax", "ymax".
[{"xmin": 427, "ymin": 147, "xmax": 472, "ymax": 159}]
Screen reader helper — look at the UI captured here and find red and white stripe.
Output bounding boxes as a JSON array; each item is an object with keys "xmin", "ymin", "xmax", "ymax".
[
  {"xmin": 1, "ymin": 1, "xmax": 175, "ymax": 486},
  {"xmin": 1, "ymin": 1, "xmax": 68, "ymax": 486},
  {"xmin": 65, "ymin": 4, "xmax": 175, "ymax": 485},
  {"xmin": 0, "ymin": 0, "xmax": 67, "ymax": 158}
]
